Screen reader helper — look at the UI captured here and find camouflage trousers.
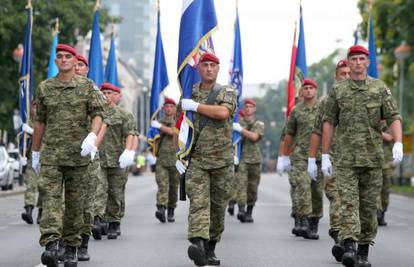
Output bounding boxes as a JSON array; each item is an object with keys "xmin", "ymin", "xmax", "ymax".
[
  {"xmin": 155, "ymin": 164, "xmax": 180, "ymax": 209},
  {"xmin": 336, "ymin": 167, "xmax": 382, "ymax": 244},
  {"xmin": 103, "ymin": 167, "xmax": 128, "ymax": 223},
  {"xmin": 377, "ymin": 167, "xmax": 394, "ymax": 212},
  {"xmin": 38, "ymin": 165, "xmax": 87, "ymax": 247},
  {"xmin": 290, "ymin": 160, "xmax": 324, "ymax": 218},
  {"xmin": 325, "ymin": 171, "xmax": 341, "ymax": 235},
  {"xmin": 23, "ymin": 166, "xmax": 42, "ymax": 208},
  {"xmin": 80, "ymin": 159, "xmax": 101, "ymax": 236},
  {"xmin": 94, "ymin": 164, "xmax": 108, "ymax": 219},
  {"xmin": 288, "ymin": 172, "xmax": 298, "ymax": 217},
  {"xmin": 186, "ymin": 159, "xmax": 234, "ymax": 242},
  {"xmin": 228, "ymin": 165, "xmax": 240, "ymax": 203},
  {"xmin": 234, "ymin": 162, "xmax": 261, "ymax": 206}
]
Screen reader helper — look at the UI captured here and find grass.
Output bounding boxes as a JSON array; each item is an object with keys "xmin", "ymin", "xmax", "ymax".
[{"xmin": 391, "ymin": 184, "xmax": 414, "ymax": 198}]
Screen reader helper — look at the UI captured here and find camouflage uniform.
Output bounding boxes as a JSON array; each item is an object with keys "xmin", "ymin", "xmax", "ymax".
[
  {"xmin": 35, "ymin": 75, "xmax": 106, "ymax": 247},
  {"xmin": 23, "ymin": 132, "xmax": 43, "ymax": 209},
  {"xmin": 155, "ymin": 116, "xmax": 180, "ymax": 209},
  {"xmin": 378, "ymin": 125, "xmax": 395, "ymax": 212},
  {"xmin": 323, "ymin": 78, "xmax": 400, "ymax": 244},
  {"xmin": 180, "ymin": 82, "xmax": 236, "ymax": 241},
  {"xmin": 99, "ymin": 105, "xmax": 138, "ymax": 223},
  {"xmin": 286, "ymin": 102, "xmax": 324, "ymax": 219}
]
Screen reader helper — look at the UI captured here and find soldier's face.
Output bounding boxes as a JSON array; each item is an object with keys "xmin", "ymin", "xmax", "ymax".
[
  {"xmin": 244, "ymin": 103, "xmax": 256, "ymax": 116},
  {"xmin": 335, "ymin": 66, "xmax": 350, "ymax": 81},
  {"xmin": 163, "ymin": 103, "xmax": 176, "ymax": 116},
  {"xmin": 302, "ymin": 85, "xmax": 316, "ymax": 100},
  {"xmin": 197, "ymin": 61, "xmax": 220, "ymax": 83},
  {"xmin": 75, "ymin": 61, "xmax": 89, "ymax": 76},
  {"xmin": 102, "ymin": 90, "xmax": 121, "ymax": 106},
  {"xmin": 348, "ymin": 54, "xmax": 369, "ymax": 75},
  {"xmin": 55, "ymin": 51, "xmax": 76, "ymax": 72}
]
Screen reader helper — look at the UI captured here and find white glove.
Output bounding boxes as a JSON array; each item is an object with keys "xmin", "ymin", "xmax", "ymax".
[
  {"xmin": 392, "ymin": 142, "xmax": 403, "ymax": 165},
  {"xmin": 81, "ymin": 132, "xmax": 97, "ymax": 157},
  {"xmin": 119, "ymin": 149, "xmax": 135, "ymax": 168},
  {"xmin": 233, "ymin": 122, "xmax": 243, "ymax": 133},
  {"xmin": 321, "ymin": 154, "xmax": 332, "ymax": 177},
  {"xmin": 151, "ymin": 120, "xmax": 162, "ymax": 129},
  {"xmin": 20, "ymin": 157, "xmax": 27, "ymax": 167},
  {"xmin": 307, "ymin": 157, "xmax": 317, "ymax": 181},
  {"xmin": 276, "ymin": 156, "xmax": 284, "ymax": 175},
  {"xmin": 283, "ymin": 156, "xmax": 291, "ymax": 173},
  {"xmin": 181, "ymin": 99, "xmax": 199, "ymax": 112},
  {"xmin": 22, "ymin": 123, "xmax": 34, "ymax": 135},
  {"xmin": 32, "ymin": 151, "xmax": 41, "ymax": 175},
  {"xmin": 175, "ymin": 160, "xmax": 187, "ymax": 175},
  {"xmin": 234, "ymin": 155, "xmax": 239, "ymax": 166},
  {"xmin": 90, "ymin": 146, "xmax": 98, "ymax": 161}
]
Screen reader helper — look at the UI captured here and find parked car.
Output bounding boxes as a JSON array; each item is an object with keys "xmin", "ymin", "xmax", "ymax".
[
  {"xmin": 0, "ymin": 146, "xmax": 14, "ymax": 190},
  {"xmin": 7, "ymin": 148, "xmax": 23, "ymax": 186}
]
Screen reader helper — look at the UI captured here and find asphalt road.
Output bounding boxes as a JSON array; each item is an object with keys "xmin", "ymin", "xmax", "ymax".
[{"xmin": 1, "ymin": 172, "xmax": 413, "ymax": 267}]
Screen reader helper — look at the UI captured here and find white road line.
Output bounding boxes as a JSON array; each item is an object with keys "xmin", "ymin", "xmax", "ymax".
[{"xmin": 34, "ymin": 263, "xmax": 45, "ymax": 267}]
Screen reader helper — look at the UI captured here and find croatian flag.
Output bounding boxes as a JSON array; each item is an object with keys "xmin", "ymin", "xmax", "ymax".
[{"xmin": 176, "ymin": 0, "xmax": 217, "ymax": 164}]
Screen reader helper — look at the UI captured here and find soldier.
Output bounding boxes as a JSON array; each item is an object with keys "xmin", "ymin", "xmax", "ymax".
[
  {"xmin": 176, "ymin": 53, "xmax": 236, "ymax": 266},
  {"xmin": 96, "ymin": 82, "xmax": 139, "ymax": 240},
  {"xmin": 232, "ymin": 99, "xmax": 264, "ymax": 223},
  {"xmin": 307, "ymin": 59, "xmax": 350, "ymax": 261},
  {"xmin": 282, "ymin": 79, "xmax": 323, "ymax": 240},
  {"xmin": 150, "ymin": 98, "xmax": 180, "ymax": 223},
  {"xmin": 321, "ymin": 45, "xmax": 402, "ymax": 267},
  {"xmin": 32, "ymin": 44, "xmax": 107, "ymax": 267},
  {"xmin": 21, "ymin": 100, "xmax": 43, "ymax": 225}
]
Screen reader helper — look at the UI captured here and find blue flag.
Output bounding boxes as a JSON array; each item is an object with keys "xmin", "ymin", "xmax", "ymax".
[
  {"xmin": 354, "ymin": 29, "xmax": 359, "ymax": 45},
  {"xmin": 367, "ymin": 14, "xmax": 378, "ymax": 78},
  {"xmin": 104, "ymin": 33, "xmax": 120, "ymax": 86},
  {"xmin": 230, "ymin": 6, "xmax": 243, "ymax": 164},
  {"xmin": 18, "ymin": 4, "xmax": 34, "ymax": 157},
  {"xmin": 176, "ymin": 0, "xmax": 217, "ymax": 162},
  {"xmin": 147, "ymin": 8, "xmax": 169, "ymax": 153},
  {"xmin": 47, "ymin": 32, "xmax": 58, "ymax": 78},
  {"xmin": 88, "ymin": 9, "xmax": 104, "ymax": 86},
  {"xmin": 296, "ymin": 5, "xmax": 307, "ymax": 79}
]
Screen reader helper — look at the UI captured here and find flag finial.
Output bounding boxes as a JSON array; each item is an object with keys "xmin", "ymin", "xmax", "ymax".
[
  {"xmin": 157, "ymin": 0, "xmax": 160, "ymax": 11},
  {"xmin": 54, "ymin": 18, "xmax": 60, "ymax": 33},
  {"xmin": 26, "ymin": 0, "xmax": 32, "ymax": 8},
  {"xmin": 95, "ymin": 0, "xmax": 101, "ymax": 10}
]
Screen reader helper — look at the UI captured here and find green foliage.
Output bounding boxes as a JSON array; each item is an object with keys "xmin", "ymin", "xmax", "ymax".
[
  {"xmin": 0, "ymin": 0, "xmax": 115, "ymax": 139},
  {"xmin": 308, "ymin": 49, "xmax": 341, "ymax": 95}
]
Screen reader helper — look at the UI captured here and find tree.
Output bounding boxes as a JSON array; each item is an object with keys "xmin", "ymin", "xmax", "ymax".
[{"xmin": 0, "ymin": 0, "xmax": 115, "ymax": 139}]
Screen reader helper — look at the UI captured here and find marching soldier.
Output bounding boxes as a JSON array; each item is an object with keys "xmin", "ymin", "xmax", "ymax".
[
  {"xmin": 32, "ymin": 44, "xmax": 107, "ymax": 267},
  {"xmin": 321, "ymin": 45, "xmax": 402, "ymax": 267},
  {"xmin": 150, "ymin": 98, "xmax": 180, "ymax": 223},
  {"xmin": 176, "ymin": 53, "xmax": 236, "ymax": 266}
]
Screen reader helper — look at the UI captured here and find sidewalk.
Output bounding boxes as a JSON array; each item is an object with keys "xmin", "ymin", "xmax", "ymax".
[{"xmin": 0, "ymin": 184, "xmax": 25, "ymax": 198}]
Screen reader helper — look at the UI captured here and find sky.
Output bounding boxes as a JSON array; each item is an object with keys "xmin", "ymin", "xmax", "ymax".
[{"xmin": 159, "ymin": 0, "xmax": 362, "ymax": 99}]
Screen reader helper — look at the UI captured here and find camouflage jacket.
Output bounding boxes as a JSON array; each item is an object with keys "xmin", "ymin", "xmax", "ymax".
[
  {"xmin": 323, "ymin": 77, "xmax": 401, "ymax": 168},
  {"xmin": 156, "ymin": 116, "xmax": 176, "ymax": 167},
  {"xmin": 178, "ymin": 82, "xmax": 237, "ymax": 169},
  {"xmin": 99, "ymin": 105, "xmax": 139, "ymax": 168},
  {"xmin": 35, "ymin": 75, "xmax": 107, "ymax": 166},
  {"xmin": 240, "ymin": 117, "xmax": 265, "ymax": 164}
]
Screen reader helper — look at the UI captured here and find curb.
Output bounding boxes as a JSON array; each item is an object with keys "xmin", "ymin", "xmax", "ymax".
[{"xmin": 0, "ymin": 187, "xmax": 25, "ymax": 198}]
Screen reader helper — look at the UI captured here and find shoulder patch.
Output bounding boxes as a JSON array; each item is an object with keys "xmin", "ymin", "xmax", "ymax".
[
  {"xmin": 256, "ymin": 121, "xmax": 265, "ymax": 126},
  {"xmin": 93, "ymin": 85, "xmax": 100, "ymax": 91},
  {"xmin": 385, "ymin": 89, "xmax": 391, "ymax": 95},
  {"xmin": 225, "ymin": 87, "xmax": 235, "ymax": 92}
]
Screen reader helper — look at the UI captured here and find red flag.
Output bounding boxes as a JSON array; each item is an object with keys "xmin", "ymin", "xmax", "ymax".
[{"xmin": 286, "ymin": 24, "xmax": 297, "ymax": 117}]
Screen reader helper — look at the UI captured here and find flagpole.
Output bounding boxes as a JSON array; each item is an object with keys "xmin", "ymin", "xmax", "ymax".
[{"xmin": 54, "ymin": 17, "xmax": 60, "ymax": 34}]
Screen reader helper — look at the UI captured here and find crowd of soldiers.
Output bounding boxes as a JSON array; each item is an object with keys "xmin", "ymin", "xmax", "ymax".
[{"xmin": 17, "ymin": 43, "xmax": 402, "ymax": 267}]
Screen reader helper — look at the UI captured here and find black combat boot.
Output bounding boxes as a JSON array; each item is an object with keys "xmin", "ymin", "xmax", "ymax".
[
  {"xmin": 115, "ymin": 221, "xmax": 121, "ymax": 236},
  {"xmin": 297, "ymin": 217, "xmax": 311, "ymax": 239},
  {"xmin": 188, "ymin": 238, "xmax": 207, "ymax": 266},
  {"xmin": 167, "ymin": 207, "xmax": 175, "ymax": 222},
  {"xmin": 91, "ymin": 216, "xmax": 102, "ymax": 240},
  {"xmin": 21, "ymin": 205, "xmax": 34, "ymax": 224},
  {"xmin": 155, "ymin": 205, "xmax": 166, "ymax": 223},
  {"xmin": 307, "ymin": 217, "xmax": 319, "ymax": 240},
  {"xmin": 342, "ymin": 239, "xmax": 358, "ymax": 267},
  {"xmin": 100, "ymin": 218, "xmax": 108, "ymax": 235},
  {"xmin": 205, "ymin": 240, "xmax": 220, "ymax": 266},
  {"xmin": 291, "ymin": 215, "xmax": 300, "ymax": 236},
  {"xmin": 107, "ymin": 222, "xmax": 118, "ymax": 239},
  {"xmin": 377, "ymin": 210, "xmax": 387, "ymax": 226},
  {"xmin": 41, "ymin": 241, "xmax": 58, "ymax": 267},
  {"xmin": 227, "ymin": 201, "xmax": 235, "ymax": 216},
  {"xmin": 330, "ymin": 231, "xmax": 344, "ymax": 262},
  {"xmin": 237, "ymin": 205, "xmax": 246, "ymax": 223},
  {"xmin": 63, "ymin": 245, "xmax": 78, "ymax": 267},
  {"xmin": 57, "ymin": 240, "xmax": 66, "ymax": 262},
  {"xmin": 245, "ymin": 205, "xmax": 254, "ymax": 223},
  {"xmin": 77, "ymin": 234, "xmax": 90, "ymax": 261},
  {"xmin": 357, "ymin": 244, "xmax": 371, "ymax": 267},
  {"xmin": 36, "ymin": 208, "xmax": 42, "ymax": 224}
]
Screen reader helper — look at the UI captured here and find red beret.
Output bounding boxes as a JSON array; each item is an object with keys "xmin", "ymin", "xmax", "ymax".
[
  {"xmin": 164, "ymin": 97, "xmax": 176, "ymax": 106},
  {"xmin": 100, "ymin": 82, "xmax": 120, "ymax": 93},
  {"xmin": 56, "ymin": 44, "xmax": 77, "ymax": 56},
  {"xmin": 302, "ymin": 79, "xmax": 318, "ymax": 89},
  {"xmin": 244, "ymin": 98, "xmax": 256, "ymax": 106},
  {"xmin": 336, "ymin": 59, "xmax": 348, "ymax": 69},
  {"xmin": 347, "ymin": 45, "xmax": 369, "ymax": 57},
  {"xmin": 76, "ymin": 54, "xmax": 88, "ymax": 66},
  {"xmin": 199, "ymin": 52, "xmax": 220, "ymax": 64}
]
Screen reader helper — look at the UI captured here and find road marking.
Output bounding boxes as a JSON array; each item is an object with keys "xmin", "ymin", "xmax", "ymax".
[{"xmin": 34, "ymin": 264, "xmax": 45, "ymax": 267}]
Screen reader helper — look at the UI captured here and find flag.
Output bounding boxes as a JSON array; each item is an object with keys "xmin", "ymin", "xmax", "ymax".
[
  {"xmin": 104, "ymin": 32, "xmax": 120, "ymax": 86},
  {"xmin": 229, "ymin": 4, "xmax": 243, "ymax": 164},
  {"xmin": 47, "ymin": 30, "xmax": 58, "ymax": 78},
  {"xmin": 285, "ymin": 23, "xmax": 297, "ymax": 118},
  {"xmin": 88, "ymin": 8, "xmax": 104, "ymax": 86},
  {"xmin": 18, "ymin": 2, "xmax": 34, "ymax": 157},
  {"xmin": 295, "ymin": 5, "xmax": 307, "ymax": 80},
  {"xmin": 176, "ymin": 0, "xmax": 217, "ymax": 162},
  {"xmin": 367, "ymin": 14, "xmax": 378, "ymax": 78},
  {"xmin": 353, "ymin": 29, "xmax": 359, "ymax": 45},
  {"xmin": 147, "ymin": 6, "xmax": 169, "ymax": 154}
]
